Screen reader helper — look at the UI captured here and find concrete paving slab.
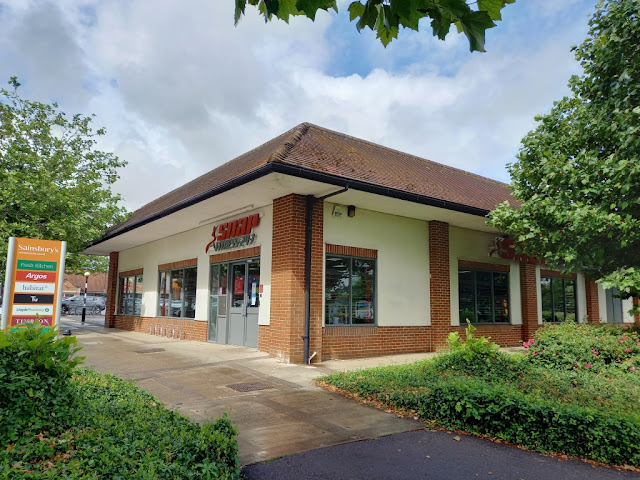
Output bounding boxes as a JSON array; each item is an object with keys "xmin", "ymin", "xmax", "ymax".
[{"xmin": 59, "ymin": 316, "xmax": 423, "ymax": 465}]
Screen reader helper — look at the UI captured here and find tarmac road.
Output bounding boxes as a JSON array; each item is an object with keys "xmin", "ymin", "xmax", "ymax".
[{"xmin": 242, "ymin": 429, "xmax": 639, "ymax": 480}]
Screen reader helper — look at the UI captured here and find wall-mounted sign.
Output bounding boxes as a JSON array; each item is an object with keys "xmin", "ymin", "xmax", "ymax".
[
  {"xmin": 1, "ymin": 237, "xmax": 67, "ymax": 331},
  {"xmin": 489, "ymin": 236, "xmax": 544, "ymax": 265},
  {"xmin": 205, "ymin": 213, "xmax": 260, "ymax": 254}
]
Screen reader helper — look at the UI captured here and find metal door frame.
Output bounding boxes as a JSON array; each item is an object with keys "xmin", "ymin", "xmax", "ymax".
[{"xmin": 210, "ymin": 257, "xmax": 259, "ymax": 346}]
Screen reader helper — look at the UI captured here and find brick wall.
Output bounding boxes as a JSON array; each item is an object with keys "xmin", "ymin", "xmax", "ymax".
[
  {"xmin": 105, "ymin": 252, "xmax": 119, "ymax": 329},
  {"xmin": 111, "ymin": 315, "xmax": 207, "ymax": 341},
  {"xmin": 585, "ymin": 278, "xmax": 600, "ymax": 324},
  {"xmin": 520, "ymin": 262, "xmax": 539, "ymax": 341},
  {"xmin": 322, "ymin": 326, "xmax": 429, "ymax": 359},
  {"xmin": 260, "ymin": 194, "xmax": 323, "ymax": 363},
  {"xmin": 321, "ymin": 323, "xmax": 524, "ymax": 360},
  {"xmin": 429, "ymin": 221, "xmax": 450, "ymax": 351}
]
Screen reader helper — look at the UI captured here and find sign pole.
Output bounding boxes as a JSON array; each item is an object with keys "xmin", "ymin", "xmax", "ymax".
[
  {"xmin": 1, "ymin": 237, "xmax": 16, "ymax": 330},
  {"xmin": 53, "ymin": 241, "xmax": 67, "ymax": 332}
]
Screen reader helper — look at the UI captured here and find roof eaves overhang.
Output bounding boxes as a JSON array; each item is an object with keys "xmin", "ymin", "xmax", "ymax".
[
  {"xmin": 88, "ymin": 162, "xmax": 491, "ymax": 251},
  {"xmin": 270, "ymin": 163, "xmax": 491, "ymax": 218}
]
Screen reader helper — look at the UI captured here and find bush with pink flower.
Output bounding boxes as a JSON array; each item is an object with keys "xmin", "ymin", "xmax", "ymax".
[{"xmin": 524, "ymin": 321, "xmax": 640, "ymax": 372}]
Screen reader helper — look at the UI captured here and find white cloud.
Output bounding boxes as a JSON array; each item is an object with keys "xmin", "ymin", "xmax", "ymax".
[{"xmin": 0, "ymin": 0, "xmax": 595, "ymax": 210}]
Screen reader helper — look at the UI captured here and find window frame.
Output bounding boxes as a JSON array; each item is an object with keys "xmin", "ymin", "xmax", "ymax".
[
  {"xmin": 458, "ymin": 267, "xmax": 511, "ymax": 325},
  {"xmin": 540, "ymin": 275, "xmax": 578, "ymax": 323},
  {"xmin": 325, "ymin": 253, "xmax": 376, "ymax": 327},
  {"xmin": 157, "ymin": 266, "xmax": 197, "ymax": 319},
  {"xmin": 117, "ymin": 273, "xmax": 143, "ymax": 316}
]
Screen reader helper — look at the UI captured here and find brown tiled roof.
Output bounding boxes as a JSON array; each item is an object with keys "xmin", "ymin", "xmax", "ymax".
[
  {"xmin": 106, "ymin": 123, "xmax": 514, "ymax": 238},
  {"xmin": 64, "ymin": 273, "xmax": 108, "ymax": 293}
]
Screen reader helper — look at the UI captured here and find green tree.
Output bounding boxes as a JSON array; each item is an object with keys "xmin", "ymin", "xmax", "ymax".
[
  {"xmin": 234, "ymin": 0, "xmax": 515, "ymax": 52},
  {"xmin": 489, "ymin": 0, "xmax": 640, "ymax": 307},
  {"xmin": 0, "ymin": 77, "xmax": 129, "ymax": 279}
]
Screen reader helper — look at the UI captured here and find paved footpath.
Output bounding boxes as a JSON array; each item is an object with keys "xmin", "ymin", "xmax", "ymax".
[
  {"xmin": 61, "ymin": 316, "xmax": 639, "ymax": 479},
  {"xmin": 60, "ymin": 316, "xmax": 421, "ymax": 464}
]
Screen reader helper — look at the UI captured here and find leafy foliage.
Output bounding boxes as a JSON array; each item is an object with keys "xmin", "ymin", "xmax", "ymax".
[
  {"xmin": 0, "ymin": 77, "xmax": 130, "ymax": 279},
  {"xmin": 0, "ymin": 324, "xmax": 240, "ymax": 478},
  {"xmin": 524, "ymin": 320, "xmax": 640, "ymax": 373},
  {"xmin": 320, "ymin": 322, "xmax": 640, "ymax": 465},
  {"xmin": 0, "ymin": 322, "xmax": 83, "ymax": 444},
  {"xmin": 234, "ymin": 0, "xmax": 515, "ymax": 51},
  {"xmin": 446, "ymin": 320, "xmax": 500, "ymax": 361},
  {"xmin": 489, "ymin": 0, "xmax": 640, "ymax": 305}
]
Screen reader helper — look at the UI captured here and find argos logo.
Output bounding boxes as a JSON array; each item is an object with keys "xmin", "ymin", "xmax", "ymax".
[
  {"xmin": 205, "ymin": 214, "xmax": 260, "ymax": 253},
  {"xmin": 15, "ymin": 271, "xmax": 55, "ymax": 282}
]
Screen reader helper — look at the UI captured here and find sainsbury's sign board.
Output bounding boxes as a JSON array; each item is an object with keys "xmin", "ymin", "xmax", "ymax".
[
  {"xmin": 205, "ymin": 213, "xmax": 260, "ymax": 254},
  {"xmin": 1, "ymin": 237, "xmax": 66, "ymax": 331}
]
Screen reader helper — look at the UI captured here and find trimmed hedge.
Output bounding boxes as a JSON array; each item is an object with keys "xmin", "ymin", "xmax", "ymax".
[
  {"xmin": 321, "ymin": 323, "xmax": 640, "ymax": 466},
  {"xmin": 0, "ymin": 323, "xmax": 240, "ymax": 479},
  {"xmin": 412, "ymin": 378, "xmax": 640, "ymax": 465}
]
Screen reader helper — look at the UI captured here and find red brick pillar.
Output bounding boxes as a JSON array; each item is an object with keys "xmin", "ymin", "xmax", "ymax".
[
  {"xmin": 105, "ymin": 252, "xmax": 119, "ymax": 328},
  {"xmin": 585, "ymin": 278, "xmax": 600, "ymax": 324},
  {"xmin": 264, "ymin": 194, "xmax": 323, "ymax": 363},
  {"xmin": 429, "ymin": 221, "xmax": 450, "ymax": 351},
  {"xmin": 520, "ymin": 262, "xmax": 539, "ymax": 341}
]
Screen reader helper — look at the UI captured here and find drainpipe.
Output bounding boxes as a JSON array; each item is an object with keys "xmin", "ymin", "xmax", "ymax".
[{"xmin": 303, "ymin": 186, "xmax": 349, "ymax": 364}]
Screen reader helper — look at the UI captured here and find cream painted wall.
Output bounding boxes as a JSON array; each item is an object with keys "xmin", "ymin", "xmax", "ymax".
[
  {"xmin": 577, "ymin": 273, "xmax": 588, "ymax": 323},
  {"xmin": 597, "ymin": 284, "xmax": 635, "ymax": 323},
  {"xmin": 622, "ymin": 298, "xmax": 635, "ymax": 323},
  {"xmin": 117, "ymin": 205, "xmax": 273, "ymax": 325},
  {"xmin": 449, "ymin": 226, "xmax": 522, "ymax": 326},
  {"xmin": 324, "ymin": 203, "xmax": 430, "ymax": 327}
]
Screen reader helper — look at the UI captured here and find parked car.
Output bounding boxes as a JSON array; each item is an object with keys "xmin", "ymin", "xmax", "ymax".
[{"xmin": 61, "ymin": 295, "xmax": 106, "ymax": 315}]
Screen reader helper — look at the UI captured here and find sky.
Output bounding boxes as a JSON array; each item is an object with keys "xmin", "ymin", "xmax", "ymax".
[{"xmin": 0, "ymin": 0, "xmax": 597, "ymax": 212}]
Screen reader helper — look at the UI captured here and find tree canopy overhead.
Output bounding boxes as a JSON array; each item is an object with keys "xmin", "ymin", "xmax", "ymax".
[
  {"xmin": 234, "ymin": 0, "xmax": 515, "ymax": 52},
  {"xmin": 0, "ymin": 77, "xmax": 129, "ymax": 278},
  {"xmin": 489, "ymin": 0, "xmax": 640, "ymax": 305}
]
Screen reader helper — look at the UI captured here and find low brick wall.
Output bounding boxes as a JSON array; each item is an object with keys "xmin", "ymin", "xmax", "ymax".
[
  {"xmin": 322, "ymin": 326, "xmax": 430, "ymax": 360},
  {"xmin": 320, "ymin": 323, "xmax": 526, "ymax": 361},
  {"xmin": 461, "ymin": 323, "xmax": 524, "ymax": 346},
  {"xmin": 111, "ymin": 315, "xmax": 208, "ymax": 342}
]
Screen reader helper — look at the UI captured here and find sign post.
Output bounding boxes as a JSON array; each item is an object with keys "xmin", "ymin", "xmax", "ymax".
[{"xmin": 1, "ymin": 237, "xmax": 67, "ymax": 331}]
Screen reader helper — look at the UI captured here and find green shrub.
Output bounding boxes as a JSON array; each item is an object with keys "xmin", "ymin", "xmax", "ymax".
[
  {"xmin": 1, "ymin": 369, "xmax": 240, "ymax": 479},
  {"xmin": 525, "ymin": 321, "xmax": 640, "ymax": 372},
  {"xmin": 446, "ymin": 320, "xmax": 500, "ymax": 361},
  {"xmin": 320, "ymin": 342, "xmax": 640, "ymax": 466},
  {"xmin": 0, "ymin": 324, "xmax": 240, "ymax": 478},
  {"xmin": 0, "ymin": 322, "xmax": 83, "ymax": 443},
  {"xmin": 412, "ymin": 378, "xmax": 640, "ymax": 465}
]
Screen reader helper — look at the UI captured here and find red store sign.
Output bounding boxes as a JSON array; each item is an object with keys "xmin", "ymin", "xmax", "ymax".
[
  {"xmin": 205, "ymin": 213, "xmax": 260, "ymax": 254},
  {"xmin": 489, "ymin": 237, "xmax": 544, "ymax": 265}
]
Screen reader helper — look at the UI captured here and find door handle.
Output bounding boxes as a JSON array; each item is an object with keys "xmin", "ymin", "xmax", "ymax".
[{"xmin": 243, "ymin": 302, "xmax": 248, "ymax": 317}]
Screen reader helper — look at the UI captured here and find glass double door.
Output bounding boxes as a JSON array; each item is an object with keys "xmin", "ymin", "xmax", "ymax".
[{"xmin": 209, "ymin": 259, "xmax": 259, "ymax": 347}]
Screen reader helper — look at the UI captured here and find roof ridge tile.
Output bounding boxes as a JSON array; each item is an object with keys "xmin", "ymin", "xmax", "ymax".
[{"xmin": 268, "ymin": 122, "xmax": 310, "ymax": 163}]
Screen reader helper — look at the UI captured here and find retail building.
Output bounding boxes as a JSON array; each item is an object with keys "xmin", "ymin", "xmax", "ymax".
[{"xmin": 85, "ymin": 123, "xmax": 637, "ymax": 363}]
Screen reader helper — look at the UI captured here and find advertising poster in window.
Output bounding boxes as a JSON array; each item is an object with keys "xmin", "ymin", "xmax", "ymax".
[
  {"xmin": 1, "ymin": 237, "xmax": 67, "ymax": 331},
  {"xmin": 234, "ymin": 276, "xmax": 244, "ymax": 296}
]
